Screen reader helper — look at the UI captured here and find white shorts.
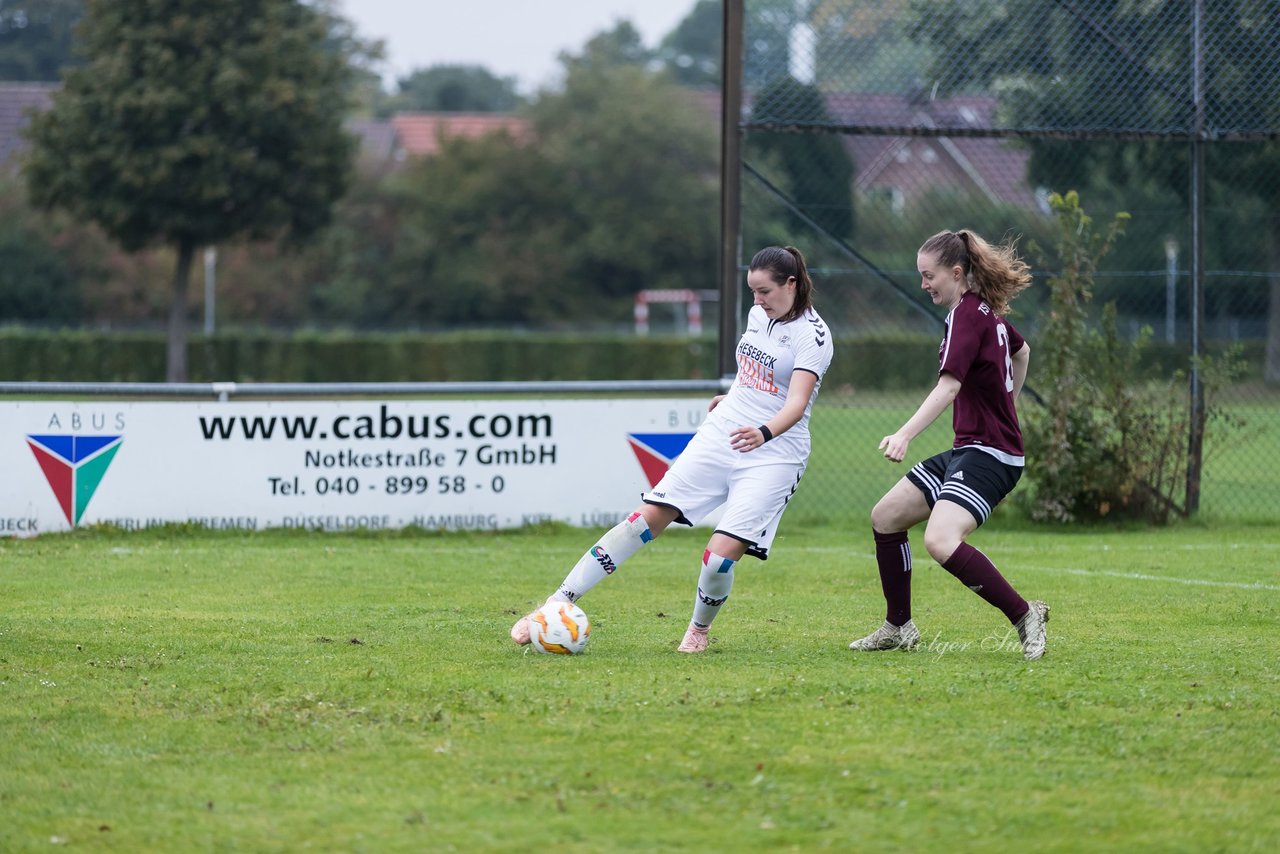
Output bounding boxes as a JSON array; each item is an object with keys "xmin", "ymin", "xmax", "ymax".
[{"xmin": 641, "ymin": 420, "xmax": 806, "ymax": 560}]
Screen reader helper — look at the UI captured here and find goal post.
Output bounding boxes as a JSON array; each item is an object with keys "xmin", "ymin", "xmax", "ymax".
[{"xmin": 634, "ymin": 289, "xmax": 720, "ymax": 335}]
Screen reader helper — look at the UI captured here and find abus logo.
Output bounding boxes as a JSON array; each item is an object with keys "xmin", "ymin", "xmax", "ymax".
[
  {"xmin": 626, "ymin": 432, "xmax": 695, "ymax": 487},
  {"xmin": 26, "ymin": 434, "xmax": 123, "ymax": 526}
]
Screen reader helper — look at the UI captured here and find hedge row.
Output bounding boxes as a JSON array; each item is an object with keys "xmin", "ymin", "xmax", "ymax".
[
  {"xmin": 0, "ymin": 329, "xmax": 944, "ymax": 389},
  {"xmin": 2, "ymin": 328, "xmax": 1252, "ymax": 388}
]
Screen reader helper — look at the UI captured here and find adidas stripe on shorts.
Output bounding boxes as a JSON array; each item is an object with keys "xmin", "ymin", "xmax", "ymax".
[{"xmin": 906, "ymin": 447, "xmax": 1022, "ymax": 526}]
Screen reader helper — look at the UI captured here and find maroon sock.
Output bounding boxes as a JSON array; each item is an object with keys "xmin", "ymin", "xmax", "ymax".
[
  {"xmin": 873, "ymin": 529, "xmax": 912, "ymax": 626},
  {"xmin": 941, "ymin": 542, "xmax": 1028, "ymax": 623}
]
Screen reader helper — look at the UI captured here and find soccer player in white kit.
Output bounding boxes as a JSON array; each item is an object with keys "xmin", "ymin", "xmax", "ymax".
[{"xmin": 510, "ymin": 246, "xmax": 834, "ymax": 653}]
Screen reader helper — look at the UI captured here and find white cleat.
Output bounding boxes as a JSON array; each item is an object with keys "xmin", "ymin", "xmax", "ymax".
[
  {"xmin": 510, "ymin": 613, "xmax": 534, "ymax": 645},
  {"xmin": 510, "ymin": 602, "xmax": 551, "ymax": 645},
  {"xmin": 1015, "ymin": 600, "xmax": 1050, "ymax": 660},
  {"xmin": 676, "ymin": 624, "xmax": 709, "ymax": 653},
  {"xmin": 848, "ymin": 619, "xmax": 921, "ymax": 651}
]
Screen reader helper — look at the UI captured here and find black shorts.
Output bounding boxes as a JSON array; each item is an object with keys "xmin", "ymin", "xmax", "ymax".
[{"xmin": 906, "ymin": 447, "xmax": 1022, "ymax": 526}]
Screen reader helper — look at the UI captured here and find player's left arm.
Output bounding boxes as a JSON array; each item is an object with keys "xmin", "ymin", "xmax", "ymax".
[
  {"xmin": 767, "ymin": 369, "xmax": 819, "ymax": 437},
  {"xmin": 729, "ymin": 370, "xmax": 818, "ymax": 453},
  {"xmin": 1011, "ymin": 342, "xmax": 1030, "ymax": 401}
]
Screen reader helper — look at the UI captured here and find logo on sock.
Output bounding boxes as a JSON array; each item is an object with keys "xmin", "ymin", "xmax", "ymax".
[
  {"xmin": 591, "ymin": 545, "xmax": 618, "ymax": 575},
  {"xmin": 697, "ymin": 588, "xmax": 729, "ymax": 607}
]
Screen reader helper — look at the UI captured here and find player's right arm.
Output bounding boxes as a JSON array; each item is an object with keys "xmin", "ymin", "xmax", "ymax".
[
  {"xmin": 879, "ymin": 372, "xmax": 961, "ymax": 462},
  {"xmin": 729, "ymin": 369, "xmax": 818, "ymax": 453}
]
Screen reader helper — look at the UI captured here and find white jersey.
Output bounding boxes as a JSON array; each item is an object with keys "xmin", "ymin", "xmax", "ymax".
[
  {"xmin": 706, "ymin": 305, "xmax": 833, "ymax": 463},
  {"xmin": 641, "ymin": 305, "xmax": 832, "ymax": 558}
]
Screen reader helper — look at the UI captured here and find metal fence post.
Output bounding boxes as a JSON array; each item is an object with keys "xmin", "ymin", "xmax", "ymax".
[
  {"xmin": 718, "ymin": 0, "xmax": 744, "ymax": 380},
  {"xmin": 1186, "ymin": 0, "xmax": 1206, "ymax": 515}
]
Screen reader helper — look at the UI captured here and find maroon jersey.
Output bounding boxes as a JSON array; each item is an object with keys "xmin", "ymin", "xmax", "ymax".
[{"xmin": 938, "ymin": 291, "xmax": 1026, "ymax": 465}]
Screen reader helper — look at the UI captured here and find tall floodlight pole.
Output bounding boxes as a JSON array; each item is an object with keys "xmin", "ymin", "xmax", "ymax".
[{"xmin": 718, "ymin": 0, "xmax": 745, "ymax": 379}]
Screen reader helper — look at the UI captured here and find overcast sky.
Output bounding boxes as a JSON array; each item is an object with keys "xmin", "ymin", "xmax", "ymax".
[{"xmin": 340, "ymin": 0, "xmax": 700, "ymax": 93}]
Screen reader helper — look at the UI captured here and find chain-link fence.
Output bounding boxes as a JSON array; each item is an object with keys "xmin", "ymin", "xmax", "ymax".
[{"xmin": 733, "ymin": 0, "xmax": 1280, "ymax": 524}]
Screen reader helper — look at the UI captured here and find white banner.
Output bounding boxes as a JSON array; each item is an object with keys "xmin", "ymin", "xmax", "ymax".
[{"xmin": 0, "ymin": 399, "xmax": 713, "ymax": 538}]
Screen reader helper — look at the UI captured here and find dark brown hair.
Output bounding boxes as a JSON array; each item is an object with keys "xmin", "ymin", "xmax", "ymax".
[
  {"xmin": 919, "ymin": 229, "xmax": 1031, "ymax": 316},
  {"xmin": 749, "ymin": 245, "xmax": 814, "ymax": 323}
]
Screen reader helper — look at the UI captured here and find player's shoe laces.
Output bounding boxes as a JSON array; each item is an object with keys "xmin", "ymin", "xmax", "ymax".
[
  {"xmin": 1015, "ymin": 600, "xmax": 1050, "ymax": 660},
  {"xmin": 676, "ymin": 625, "xmax": 709, "ymax": 653},
  {"xmin": 848, "ymin": 619, "xmax": 921, "ymax": 651}
]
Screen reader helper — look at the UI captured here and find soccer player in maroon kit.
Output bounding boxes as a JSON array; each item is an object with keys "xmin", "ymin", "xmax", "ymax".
[{"xmin": 848, "ymin": 229, "xmax": 1049, "ymax": 660}]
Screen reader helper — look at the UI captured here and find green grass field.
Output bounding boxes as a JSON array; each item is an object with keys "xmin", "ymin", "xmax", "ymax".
[{"xmin": 2, "ymin": 522, "xmax": 1277, "ymax": 851}]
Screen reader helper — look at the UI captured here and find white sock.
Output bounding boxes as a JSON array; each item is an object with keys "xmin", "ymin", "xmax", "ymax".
[
  {"xmin": 690, "ymin": 549, "xmax": 735, "ymax": 630},
  {"xmin": 555, "ymin": 511, "xmax": 653, "ymax": 602}
]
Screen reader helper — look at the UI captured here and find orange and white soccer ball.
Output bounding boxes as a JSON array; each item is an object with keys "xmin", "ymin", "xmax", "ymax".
[{"xmin": 529, "ymin": 601, "xmax": 591, "ymax": 655}]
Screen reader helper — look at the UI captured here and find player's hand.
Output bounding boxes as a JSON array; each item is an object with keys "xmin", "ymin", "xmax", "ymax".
[
  {"xmin": 730, "ymin": 425, "xmax": 765, "ymax": 453},
  {"xmin": 707, "ymin": 394, "xmax": 726, "ymax": 412},
  {"xmin": 879, "ymin": 433, "xmax": 909, "ymax": 462}
]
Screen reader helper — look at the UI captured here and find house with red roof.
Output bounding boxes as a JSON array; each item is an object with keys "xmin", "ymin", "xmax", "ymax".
[
  {"xmin": 824, "ymin": 92, "xmax": 1041, "ymax": 212},
  {"xmin": 389, "ymin": 112, "xmax": 531, "ymax": 157},
  {"xmin": 0, "ymin": 86, "xmax": 534, "ymax": 177},
  {"xmin": 691, "ymin": 88, "xmax": 1043, "ymax": 213}
]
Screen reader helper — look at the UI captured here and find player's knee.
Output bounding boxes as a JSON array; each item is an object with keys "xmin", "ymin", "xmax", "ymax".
[
  {"xmin": 922, "ymin": 528, "xmax": 960, "ymax": 564},
  {"xmin": 870, "ymin": 499, "xmax": 897, "ymax": 533},
  {"xmin": 872, "ymin": 506, "xmax": 915, "ymax": 535},
  {"xmin": 636, "ymin": 505, "xmax": 674, "ymax": 537}
]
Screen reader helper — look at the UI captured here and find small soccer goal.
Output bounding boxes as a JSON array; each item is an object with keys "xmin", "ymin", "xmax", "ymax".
[{"xmin": 633, "ymin": 289, "xmax": 719, "ymax": 335}]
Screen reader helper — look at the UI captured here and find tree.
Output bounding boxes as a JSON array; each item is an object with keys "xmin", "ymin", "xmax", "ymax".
[
  {"xmin": 0, "ymin": 0, "xmax": 83, "ymax": 81},
  {"xmin": 385, "ymin": 29, "xmax": 719, "ymax": 329},
  {"xmin": 310, "ymin": 0, "xmax": 385, "ymax": 119},
  {"xmin": 0, "ymin": 222, "xmax": 80, "ymax": 323},
  {"xmin": 656, "ymin": 0, "xmax": 720, "ymax": 87},
  {"xmin": 1020, "ymin": 192, "xmax": 1133, "ymax": 521},
  {"xmin": 384, "ymin": 65, "xmax": 521, "ymax": 115},
  {"xmin": 23, "ymin": 0, "xmax": 355, "ymax": 380},
  {"xmin": 529, "ymin": 51, "xmax": 719, "ymax": 321},
  {"xmin": 1020, "ymin": 191, "xmax": 1241, "ymax": 523},
  {"xmin": 809, "ymin": 0, "xmax": 932, "ymax": 94},
  {"xmin": 558, "ymin": 19, "xmax": 651, "ymax": 76},
  {"xmin": 654, "ymin": 0, "xmax": 803, "ymax": 91},
  {"xmin": 747, "ymin": 75, "xmax": 855, "ymax": 240},
  {"xmin": 908, "ymin": 0, "xmax": 1280, "ymax": 383}
]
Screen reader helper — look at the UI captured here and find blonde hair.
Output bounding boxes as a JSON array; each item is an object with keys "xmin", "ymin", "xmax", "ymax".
[{"xmin": 920, "ymin": 229, "xmax": 1031, "ymax": 316}]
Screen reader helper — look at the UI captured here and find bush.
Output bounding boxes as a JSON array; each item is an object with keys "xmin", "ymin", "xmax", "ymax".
[
  {"xmin": 0, "ymin": 328, "xmax": 947, "ymax": 388},
  {"xmin": 1018, "ymin": 192, "xmax": 1243, "ymax": 524},
  {"xmin": 0, "ymin": 227, "xmax": 82, "ymax": 323}
]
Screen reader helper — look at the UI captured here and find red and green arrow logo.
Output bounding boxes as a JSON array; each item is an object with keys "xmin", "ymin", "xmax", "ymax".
[{"xmin": 26, "ymin": 435, "xmax": 123, "ymax": 526}]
